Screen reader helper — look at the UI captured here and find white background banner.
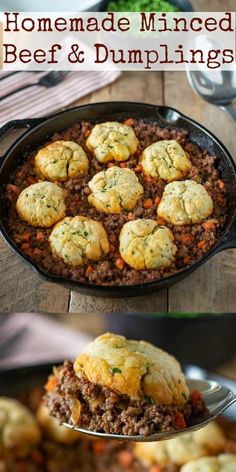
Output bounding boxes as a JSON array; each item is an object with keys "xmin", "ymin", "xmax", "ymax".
[{"xmin": 1, "ymin": 11, "xmax": 235, "ymax": 71}]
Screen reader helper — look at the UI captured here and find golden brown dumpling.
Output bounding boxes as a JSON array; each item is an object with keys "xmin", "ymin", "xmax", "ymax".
[
  {"xmin": 119, "ymin": 219, "xmax": 177, "ymax": 270},
  {"xmin": 0, "ymin": 397, "xmax": 41, "ymax": 457},
  {"xmin": 74, "ymin": 332, "xmax": 189, "ymax": 404},
  {"xmin": 140, "ymin": 140, "xmax": 192, "ymax": 182},
  {"xmin": 16, "ymin": 181, "xmax": 66, "ymax": 227},
  {"xmin": 180, "ymin": 454, "xmax": 236, "ymax": 472},
  {"xmin": 35, "ymin": 141, "xmax": 89, "ymax": 182},
  {"xmin": 49, "ymin": 215, "xmax": 109, "ymax": 266},
  {"xmin": 88, "ymin": 166, "xmax": 143, "ymax": 214},
  {"xmin": 86, "ymin": 122, "xmax": 138, "ymax": 163},
  {"xmin": 157, "ymin": 180, "xmax": 213, "ymax": 225}
]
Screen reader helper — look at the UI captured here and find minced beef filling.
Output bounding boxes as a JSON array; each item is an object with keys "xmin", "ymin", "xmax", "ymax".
[
  {"xmin": 45, "ymin": 361, "xmax": 208, "ymax": 437},
  {"xmin": 2, "ymin": 388, "xmax": 236, "ymax": 472},
  {"xmin": 5, "ymin": 119, "xmax": 228, "ymax": 286}
]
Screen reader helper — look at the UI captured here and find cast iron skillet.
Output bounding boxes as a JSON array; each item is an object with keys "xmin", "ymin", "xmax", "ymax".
[{"xmin": 0, "ymin": 101, "xmax": 236, "ymax": 297}]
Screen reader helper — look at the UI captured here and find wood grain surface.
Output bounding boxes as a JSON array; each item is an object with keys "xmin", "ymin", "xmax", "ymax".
[{"xmin": 0, "ymin": 0, "xmax": 235, "ymax": 313}]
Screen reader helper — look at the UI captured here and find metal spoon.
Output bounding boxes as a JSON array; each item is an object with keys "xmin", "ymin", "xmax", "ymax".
[
  {"xmin": 63, "ymin": 378, "xmax": 236, "ymax": 442},
  {"xmin": 187, "ymin": 68, "xmax": 236, "ymax": 121}
]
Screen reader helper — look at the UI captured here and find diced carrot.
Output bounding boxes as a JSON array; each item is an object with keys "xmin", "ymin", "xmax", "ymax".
[
  {"xmin": 174, "ymin": 411, "xmax": 186, "ymax": 430},
  {"xmin": 202, "ymin": 221, "xmax": 216, "ymax": 230},
  {"xmin": 45, "ymin": 375, "xmax": 58, "ymax": 392},
  {"xmin": 135, "ymin": 148, "xmax": 141, "ymax": 156},
  {"xmin": 107, "ymin": 162, "xmax": 115, "ymax": 168},
  {"xmin": 109, "ymin": 243, "xmax": 116, "ymax": 253},
  {"xmin": 217, "ymin": 179, "xmax": 225, "ymax": 189},
  {"xmin": 135, "ymin": 164, "xmax": 143, "ymax": 173},
  {"xmin": 21, "ymin": 232, "xmax": 31, "ymax": 242},
  {"xmin": 143, "ymin": 198, "xmax": 153, "ymax": 209},
  {"xmin": 27, "ymin": 175, "xmax": 37, "ymax": 185},
  {"xmin": 86, "ymin": 265, "xmax": 94, "ymax": 274},
  {"xmin": 21, "ymin": 243, "xmax": 30, "ymax": 251},
  {"xmin": 36, "ymin": 232, "xmax": 44, "ymax": 242},
  {"xmin": 144, "ymin": 175, "xmax": 152, "ymax": 183},
  {"xmin": 119, "ymin": 162, "xmax": 127, "ymax": 168},
  {"xmin": 85, "ymin": 129, "xmax": 91, "ymax": 137},
  {"xmin": 190, "ymin": 390, "xmax": 202, "ymax": 403},
  {"xmin": 124, "ymin": 118, "xmax": 134, "ymax": 126},
  {"xmin": 7, "ymin": 183, "xmax": 19, "ymax": 194},
  {"xmin": 180, "ymin": 234, "xmax": 194, "ymax": 245},
  {"xmin": 183, "ymin": 256, "xmax": 191, "ymax": 265},
  {"xmin": 118, "ymin": 450, "xmax": 134, "ymax": 467},
  {"xmin": 154, "ymin": 196, "xmax": 161, "ymax": 205},
  {"xmin": 156, "ymin": 217, "xmax": 165, "ymax": 225},
  {"xmin": 197, "ymin": 240, "xmax": 207, "ymax": 249},
  {"xmin": 32, "ymin": 450, "xmax": 44, "ymax": 465},
  {"xmin": 150, "ymin": 466, "xmax": 163, "ymax": 472},
  {"xmin": 116, "ymin": 258, "xmax": 125, "ymax": 270},
  {"xmin": 92, "ymin": 440, "xmax": 107, "ymax": 454},
  {"xmin": 16, "ymin": 170, "xmax": 24, "ymax": 179},
  {"xmin": 33, "ymin": 248, "xmax": 42, "ymax": 256},
  {"xmin": 128, "ymin": 212, "xmax": 134, "ymax": 221}
]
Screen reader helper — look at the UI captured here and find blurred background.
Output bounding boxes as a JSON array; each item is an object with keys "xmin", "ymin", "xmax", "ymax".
[{"xmin": 1, "ymin": 312, "xmax": 236, "ymax": 373}]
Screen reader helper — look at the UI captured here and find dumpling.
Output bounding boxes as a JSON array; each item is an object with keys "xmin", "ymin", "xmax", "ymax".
[
  {"xmin": 88, "ymin": 166, "xmax": 143, "ymax": 214},
  {"xmin": 119, "ymin": 219, "xmax": 177, "ymax": 270},
  {"xmin": 86, "ymin": 122, "xmax": 138, "ymax": 163},
  {"xmin": 16, "ymin": 181, "xmax": 66, "ymax": 227},
  {"xmin": 35, "ymin": 141, "xmax": 89, "ymax": 181}
]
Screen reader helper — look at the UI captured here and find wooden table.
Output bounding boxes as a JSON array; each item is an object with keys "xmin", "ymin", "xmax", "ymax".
[{"xmin": 1, "ymin": 0, "xmax": 235, "ymax": 313}]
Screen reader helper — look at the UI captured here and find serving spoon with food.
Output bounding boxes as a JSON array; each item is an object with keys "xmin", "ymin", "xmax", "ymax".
[{"xmin": 63, "ymin": 378, "xmax": 236, "ymax": 442}]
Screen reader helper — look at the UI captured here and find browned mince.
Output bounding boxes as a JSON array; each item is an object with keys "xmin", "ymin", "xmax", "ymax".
[
  {"xmin": 1, "ymin": 385, "xmax": 236, "ymax": 472},
  {"xmin": 5, "ymin": 119, "xmax": 228, "ymax": 286},
  {"xmin": 45, "ymin": 361, "xmax": 209, "ymax": 437}
]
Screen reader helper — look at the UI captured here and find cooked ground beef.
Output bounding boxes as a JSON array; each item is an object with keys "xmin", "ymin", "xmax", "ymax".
[
  {"xmin": 45, "ymin": 361, "xmax": 209, "ymax": 437},
  {"xmin": 5, "ymin": 119, "xmax": 228, "ymax": 286},
  {"xmin": 1, "ymin": 386, "xmax": 236, "ymax": 472}
]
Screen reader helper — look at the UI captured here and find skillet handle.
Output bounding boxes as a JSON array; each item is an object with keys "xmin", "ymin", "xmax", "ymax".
[{"xmin": 0, "ymin": 117, "xmax": 47, "ymax": 159}]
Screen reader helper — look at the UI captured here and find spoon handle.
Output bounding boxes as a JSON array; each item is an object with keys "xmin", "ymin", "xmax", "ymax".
[{"xmin": 221, "ymin": 104, "xmax": 236, "ymax": 121}]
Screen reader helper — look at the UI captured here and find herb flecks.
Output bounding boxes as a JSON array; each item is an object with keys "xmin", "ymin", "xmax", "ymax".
[
  {"xmin": 111, "ymin": 367, "xmax": 122, "ymax": 374},
  {"xmin": 144, "ymin": 395, "xmax": 155, "ymax": 405}
]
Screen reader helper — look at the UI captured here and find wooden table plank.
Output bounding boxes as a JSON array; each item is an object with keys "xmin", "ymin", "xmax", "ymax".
[{"xmin": 0, "ymin": 238, "xmax": 70, "ymax": 313}]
